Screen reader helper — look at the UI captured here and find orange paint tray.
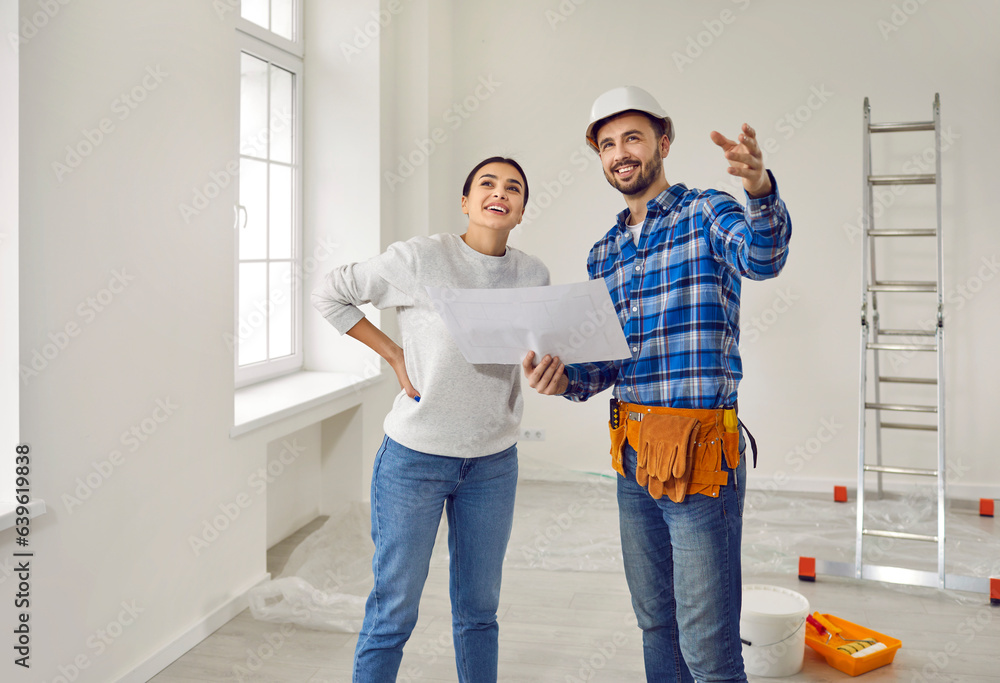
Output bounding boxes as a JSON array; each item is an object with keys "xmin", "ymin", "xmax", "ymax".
[{"xmin": 804, "ymin": 613, "xmax": 902, "ymax": 676}]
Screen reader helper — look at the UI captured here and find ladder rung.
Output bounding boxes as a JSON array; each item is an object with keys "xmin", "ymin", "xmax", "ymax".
[
  {"xmin": 867, "ymin": 342, "xmax": 936, "ymax": 352},
  {"xmin": 864, "ymin": 464, "xmax": 938, "ymax": 476},
  {"xmin": 868, "ymin": 281, "xmax": 937, "ymax": 293},
  {"xmin": 866, "ymin": 402, "xmax": 937, "ymax": 413},
  {"xmin": 869, "ymin": 121, "xmax": 935, "ymax": 133},
  {"xmin": 878, "ymin": 375, "xmax": 937, "ymax": 384},
  {"xmin": 867, "ymin": 229, "xmax": 936, "ymax": 237},
  {"xmin": 869, "ymin": 174, "xmax": 936, "ymax": 186},
  {"xmin": 880, "ymin": 421, "xmax": 938, "ymax": 431},
  {"xmin": 863, "ymin": 529, "xmax": 938, "ymax": 543},
  {"xmin": 877, "ymin": 329, "xmax": 936, "ymax": 337}
]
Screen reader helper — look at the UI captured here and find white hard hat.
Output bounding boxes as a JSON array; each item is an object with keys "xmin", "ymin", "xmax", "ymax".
[{"xmin": 585, "ymin": 85, "xmax": 674, "ymax": 150}]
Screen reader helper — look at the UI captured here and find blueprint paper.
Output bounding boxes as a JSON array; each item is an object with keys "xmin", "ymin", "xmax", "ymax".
[{"xmin": 425, "ymin": 280, "xmax": 630, "ymax": 365}]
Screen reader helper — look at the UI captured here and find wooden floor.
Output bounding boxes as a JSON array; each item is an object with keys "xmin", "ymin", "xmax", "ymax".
[{"xmin": 151, "ymin": 501, "xmax": 1000, "ymax": 683}]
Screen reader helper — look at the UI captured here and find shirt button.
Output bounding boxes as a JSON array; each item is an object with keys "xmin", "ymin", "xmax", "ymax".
[
  {"xmin": 632, "ymin": 346, "xmax": 638, "ymax": 352},
  {"xmin": 632, "ymin": 306, "xmax": 638, "ymax": 312}
]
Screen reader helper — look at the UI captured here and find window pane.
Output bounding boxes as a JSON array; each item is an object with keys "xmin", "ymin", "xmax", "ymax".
[
  {"xmin": 269, "ymin": 164, "xmax": 292, "ymax": 259},
  {"xmin": 239, "ymin": 159, "xmax": 268, "ymax": 261},
  {"xmin": 271, "ymin": 0, "xmax": 294, "ymax": 41},
  {"xmin": 239, "ymin": 263, "xmax": 268, "ymax": 366},
  {"xmin": 241, "ymin": 0, "xmax": 269, "ymax": 30},
  {"xmin": 269, "ymin": 262, "xmax": 293, "ymax": 358},
  {"xmin": 270, "ymin": 65, "xmax": 293, "ymax": 164},
  {"xmin": 240, "ymin": 53, "xmax": 268, "ymax": 158}
]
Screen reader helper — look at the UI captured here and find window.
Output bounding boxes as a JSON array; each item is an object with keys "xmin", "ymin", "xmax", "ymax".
[
  {"xmin": 238, "ymin": 0, "xmax": 302, "ymax": 57},
  {"xmin": 235, "ymin": 2, "xmax": 303, "ymax": 387}
]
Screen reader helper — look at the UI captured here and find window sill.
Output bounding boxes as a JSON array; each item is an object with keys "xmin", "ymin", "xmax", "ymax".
[
  {"xmin": 0, "ymin": 499, "xmax": 47, "ymax": 533},
  {"xmin": 232, "ymin": 370, "xmax": 383, "ymax": 438}
]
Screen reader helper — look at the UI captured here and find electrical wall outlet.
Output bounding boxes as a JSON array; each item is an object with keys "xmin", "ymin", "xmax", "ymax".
[{"xmin": 519, "ymin": 428, "xmax": 546, "ymax": 442}]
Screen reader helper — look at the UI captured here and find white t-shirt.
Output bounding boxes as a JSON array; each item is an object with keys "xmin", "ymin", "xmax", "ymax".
[{"xmin": 626, "ymin": 214, "xmax": 642, "ymax": 244}]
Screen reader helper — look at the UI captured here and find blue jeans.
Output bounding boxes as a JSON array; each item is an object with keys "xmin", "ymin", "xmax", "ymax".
[
  {"xmin": 353, "ymin": 436, "xmax": 518, "ymax": 683},
  {"xmin": 617, "ymin": 438, "xmax": 748, "ymax": 683}
]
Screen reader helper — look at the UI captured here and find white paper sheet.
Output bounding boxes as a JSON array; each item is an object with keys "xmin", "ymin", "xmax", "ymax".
[{"xmin": 425, "ymin": 280, "xmax": 631, "ymax": 365}]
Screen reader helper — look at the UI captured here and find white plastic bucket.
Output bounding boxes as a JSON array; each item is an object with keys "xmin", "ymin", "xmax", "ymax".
[{"xmin": 740, "ymin": 584, "xmax": 809, "ymax": 677}]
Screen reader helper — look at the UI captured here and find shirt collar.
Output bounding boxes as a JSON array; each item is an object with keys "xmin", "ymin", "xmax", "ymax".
[{"xmin": 615, "ymin": 183, "xmax": 689, "ymax": 231}]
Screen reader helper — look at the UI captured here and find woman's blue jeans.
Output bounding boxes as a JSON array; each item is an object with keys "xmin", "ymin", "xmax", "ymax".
[
  {"xmin": 617, "ymin": 440, "xmax": 748, "ymax": 683},
  {"xmin": 353, "ymin": 436, "xmax": 518, "ymax": 683}
]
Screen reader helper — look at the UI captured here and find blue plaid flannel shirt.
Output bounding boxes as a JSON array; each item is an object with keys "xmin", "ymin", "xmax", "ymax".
[{"xmin": 563, "ymin": 171, "xmax": 791, "ymax": 409}]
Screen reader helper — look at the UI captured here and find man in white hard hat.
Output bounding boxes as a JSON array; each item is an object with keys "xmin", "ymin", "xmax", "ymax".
[{"xmin": 523, "ymin": 85, "xmax": 792, "ymax": 681}]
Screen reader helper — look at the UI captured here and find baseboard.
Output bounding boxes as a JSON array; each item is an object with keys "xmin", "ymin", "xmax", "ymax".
[
  {"xmin": 744, "ymin": 473, "xmax": 1000, "ymax": 503},
  {"xmin": 584, "ymin": 467, "xmax": 999, "ymax": 502},
  {"xmin": 115, "ymin": 572, "xmax": 271, "ymax": 683}
]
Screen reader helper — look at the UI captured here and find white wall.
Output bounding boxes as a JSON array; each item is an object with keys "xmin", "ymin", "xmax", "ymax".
[
  {"xmin": 265, "ymin": 423, "xmax": 321, "ymax": 547},
  {"xmin": 303, "ymin": 0, "xmax": 383, "ymax": 379},
  {"xmin": 11, "ymin": 1, "xmax": 263, "ymax": 680},
  {"xmin": 388, "ymin": 0, "xmax": 1000, "ymax": 498},
  {"xmin": 1, "ymin": 0, "xmax": 18, "ymax": 502},
  {"xmin": 5, "ymin": 1, "xmax": 390, "ymax": 681}
]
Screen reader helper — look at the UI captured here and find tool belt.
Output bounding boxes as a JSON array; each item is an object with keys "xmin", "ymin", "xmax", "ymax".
[{"xmin": 609, "ymin": 398, "xmax": 741, "ymax": 502}]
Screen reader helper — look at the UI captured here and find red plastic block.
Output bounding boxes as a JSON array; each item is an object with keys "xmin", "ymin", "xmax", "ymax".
[
  {"xmin": 834, "ymin": 486, "xmax": 848, "ymax": 503},
  {"xmin": 991, "ymin": 578, "xmax": 1000, "ymax": 607},
  {"xmin": 799, "ymin": 556, "xmax": 816, "ymax": 582},
  {"xmin": 981, "ymin": 498, "xmax": 995, "ymax": 517}
]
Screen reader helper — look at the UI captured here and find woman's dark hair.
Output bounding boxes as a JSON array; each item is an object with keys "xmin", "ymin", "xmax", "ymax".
[{"xmin": 462, "ymin": 156, "xmax": 529, "ymax": 205}]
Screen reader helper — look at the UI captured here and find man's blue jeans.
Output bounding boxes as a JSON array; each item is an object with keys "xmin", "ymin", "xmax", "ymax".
[
  {"xmin": 617, "ymin": 439, "xmax": 748, "ymax": 683},
  {"xmin": 353, "ymin": 436, "xmax": 518, "ymax": 683}
]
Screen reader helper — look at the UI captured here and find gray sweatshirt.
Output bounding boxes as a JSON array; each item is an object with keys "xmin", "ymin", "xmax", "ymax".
[{"xmin": 311, "ymin": 233, "xmax": 550, "ymax": 458}]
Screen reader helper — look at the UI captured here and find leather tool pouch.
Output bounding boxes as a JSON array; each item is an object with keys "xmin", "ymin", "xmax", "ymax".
[
  {"xmin": 635, "ymin": 413, "xmax": 700, "ymax": 503},
  {"xmin": 609, "ymin": 400, "xmax": 742, "ymax": 500},
  {"xmin": 609, "ymin": 421, "xmax": 627, "ymax": 477}
]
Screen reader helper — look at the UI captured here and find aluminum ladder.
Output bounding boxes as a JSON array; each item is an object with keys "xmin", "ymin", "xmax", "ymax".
[
  {"xmin": 857, "ymin": 93, "xmax": 947, "ymax": 589},
  {"xmin": 801, "ymin": 94, "xmax": 997, "ymax": 603}
]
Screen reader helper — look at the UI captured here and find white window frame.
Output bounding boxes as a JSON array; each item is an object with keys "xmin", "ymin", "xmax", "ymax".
[
  {"xmin": 234, "ymin": 4, "xmax": 305, "ymax": 388},
  {"xmin": 236, "ymin": 2, "xmax": 304, "ymax": 59}
]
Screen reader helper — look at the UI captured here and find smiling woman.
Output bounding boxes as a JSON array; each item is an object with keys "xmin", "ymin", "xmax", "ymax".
[
  {"xmin": 460, "ymin": 156, "xmax": 530, "ymax": 257},
  {"xmin": 310, "ymin": 156, "xmax": 549, "ymax": 683}
]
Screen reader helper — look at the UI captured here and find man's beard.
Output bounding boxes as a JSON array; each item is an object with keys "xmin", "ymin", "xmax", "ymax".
[{"xmin": 606, "ymin": 155, "xmax": 663, "ymax": 195}]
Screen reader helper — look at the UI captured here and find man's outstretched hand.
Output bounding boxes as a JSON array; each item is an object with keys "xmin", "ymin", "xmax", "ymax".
[{"xmin": 710, "ymin": 123, "xmax": 772, "ymax": 198}]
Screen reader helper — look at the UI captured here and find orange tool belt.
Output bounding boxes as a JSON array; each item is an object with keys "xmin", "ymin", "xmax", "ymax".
[{"xmin": 609, "ymin": 399, "xmax": 741, "ymax": 502}]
